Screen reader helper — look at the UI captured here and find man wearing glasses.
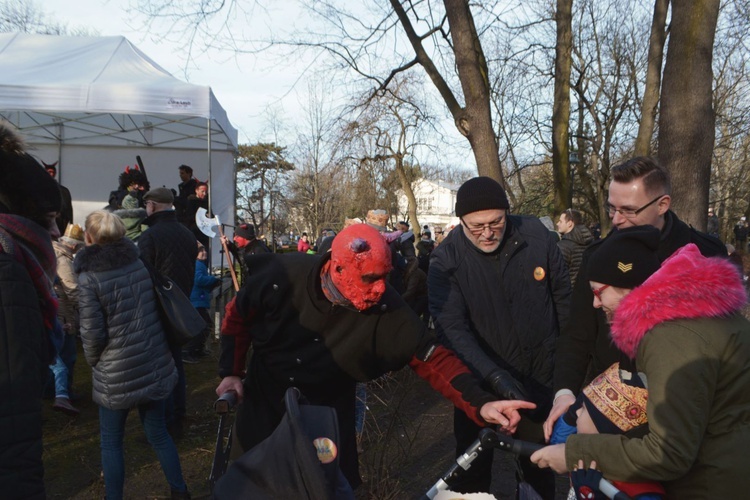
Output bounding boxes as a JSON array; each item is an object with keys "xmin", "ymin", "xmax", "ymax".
[
  {"xmin": 428, "ymin": 176, "xmax": 571, "ymax": 497},
  {"xmin": 544, "ymin": 156, "xmax": 725, "ymax": 443}
]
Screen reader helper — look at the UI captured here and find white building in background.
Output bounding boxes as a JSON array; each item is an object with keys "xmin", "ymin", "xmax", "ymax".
[{"xmin": 396, "ymin": 178, "xmax": 461, "ymax": 233}]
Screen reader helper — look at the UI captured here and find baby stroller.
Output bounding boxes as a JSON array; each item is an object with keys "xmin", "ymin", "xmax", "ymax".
[
  {"xmin": 210, "ymin": 387, "xmax": 354, "ymax": 499},
  {"xmin": 422, "ymin": 428, "xmax": 633, "ymax": 500}
]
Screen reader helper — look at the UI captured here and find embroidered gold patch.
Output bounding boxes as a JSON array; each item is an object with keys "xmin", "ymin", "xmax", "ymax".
[
  {"xmin": 533, "ymin": 267, "xmax": 545, "ymax": 281},
  {"xmin": 617, "ymin": 262, "xmax": 633, "ymax": 273}
]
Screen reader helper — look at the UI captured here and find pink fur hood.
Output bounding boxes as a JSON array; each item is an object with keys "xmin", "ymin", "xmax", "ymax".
[{"xmin": 610, "ymin": 243, "xmax": 747, "ymax": 359}]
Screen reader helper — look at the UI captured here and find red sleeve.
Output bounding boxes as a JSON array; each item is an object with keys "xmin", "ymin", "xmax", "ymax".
[
  {"xmin": 408, "ymin": 344, "xmax": 495, "ymax": 427},
  {"xmin": 218, "ymin": 296, "xmax": 255, "ymax": 378}
]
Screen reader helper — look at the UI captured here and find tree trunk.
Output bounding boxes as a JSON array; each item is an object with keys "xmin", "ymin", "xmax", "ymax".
[
  {"xmin": 634, "ymin": 0, "xmax": 670, "ymax": 156},
  {"xmin": 442, "ymin": 0, "xmax": 503, "ymax": 183},
  {"xmin": 552, "ymin": 0, "xmax": 573, "ymax": 214},
  {"xmin": 394, "ymin": 155, "xmax": 420, "ymax": 232},
  {"xmin": 658, "ymin": 0, "xmax": 720, "ymax": 230}
]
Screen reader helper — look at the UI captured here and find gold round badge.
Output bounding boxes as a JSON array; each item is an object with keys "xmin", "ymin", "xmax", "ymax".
[
  {"xmin": 313, "ymin": 437, "xmax": 338, "ymax": 464},
  {"xmin": 533, "ymin": 267, "xmax": 546, "ymax": 281}
]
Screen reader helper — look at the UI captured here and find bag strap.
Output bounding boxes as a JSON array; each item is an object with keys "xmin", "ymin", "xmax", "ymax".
[{"xmin": 139, "ymin": 256, "xmax": 169, "ymax": 288}]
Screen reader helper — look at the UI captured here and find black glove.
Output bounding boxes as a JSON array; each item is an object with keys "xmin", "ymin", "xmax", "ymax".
[
  {"xmin": 486, "ymin": 369, "xmax": 529, "ymax": 401},
  {"xmin": 570, "ymin": 466, "xmax": 606, "ymax": 500}
]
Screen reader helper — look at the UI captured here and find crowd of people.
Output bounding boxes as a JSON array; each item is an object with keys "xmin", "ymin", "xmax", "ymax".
[{"xmin": 1, "ymin": 112, "xmax": 748, "ymax": 500}]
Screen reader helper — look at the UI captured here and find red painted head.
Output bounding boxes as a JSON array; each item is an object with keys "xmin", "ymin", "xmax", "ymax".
[{"xmin": 330, "ymin": 223, "xmax": 392, "ymax": 311}]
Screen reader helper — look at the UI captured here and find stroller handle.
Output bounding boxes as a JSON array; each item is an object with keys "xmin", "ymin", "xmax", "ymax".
[
  {"xmin": 214, "ymin": 390, "xmax": 238, "ymax": 415},
  {"xmin": 424, "ymin": 428, "xmax": 633, "ymax": 500}
]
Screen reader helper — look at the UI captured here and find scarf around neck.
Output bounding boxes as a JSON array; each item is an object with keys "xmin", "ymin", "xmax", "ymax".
[{"xmin": 0, "ymin": 214, "xmax": 60, "ymax": 359}]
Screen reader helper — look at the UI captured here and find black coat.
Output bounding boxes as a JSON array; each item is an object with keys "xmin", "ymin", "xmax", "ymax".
[
  {"xmin": 220, "ymin": 252, "xmax": 494, "ymax": 488},
  {"xmin": 175, "ymin": 178, "xmax": 197, "ymax": 225},
  {"xmin": 428, "ymin": 216, "xmax": 571, "ymax": 415},
  {"xmin": 554, "ymin": 210, "xmax": 726, "ymax": 393},
  {"xmin": 0, "ymin": 224, "xmax": 49, "ymax": 499},
  {"xmin": 137, "ymin": 210, "xmax": 197, "ymax": 295}
]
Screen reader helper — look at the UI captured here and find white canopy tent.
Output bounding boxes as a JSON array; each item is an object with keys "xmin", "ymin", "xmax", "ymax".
[{"xmin": 0, "ymin": 32, "xmax": 238, "ymax": 263}]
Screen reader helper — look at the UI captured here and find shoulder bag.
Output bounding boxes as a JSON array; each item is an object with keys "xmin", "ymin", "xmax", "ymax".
[{"xmin": 141, "ymin": 258, "xmax": 206, "ymax": 347}]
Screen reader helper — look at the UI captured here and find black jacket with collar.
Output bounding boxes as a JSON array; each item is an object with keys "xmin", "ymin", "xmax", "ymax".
[
  {"xmin": 428, "ymin": 216, "xmax": 571, "ymax": 413},
  {"xmin": 554, "ymin": 210, "xmax": 726, "ymax": 393},
  {"xmin": 137, "ymin": 209, "xmax": 197, "ymax": 295}
]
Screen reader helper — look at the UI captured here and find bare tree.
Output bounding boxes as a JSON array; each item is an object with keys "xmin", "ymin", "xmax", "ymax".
[
  {"xmin": 344, "ymin": 76, "xmax": 431, "ymax": 230},
  {"xmin": 552, "ymin": 0, "xmax": 573, "ymax": 213},
  {"xmin": 658, "ymin": 0, "xmax": 721, "ymax": 229},
  {"xmin": 633, "ymin": 0, "xmax": 669, "ymax": 156},
  {"xmin": 1, "ymin": 0, "xmax": 96, "ymax": 34}
]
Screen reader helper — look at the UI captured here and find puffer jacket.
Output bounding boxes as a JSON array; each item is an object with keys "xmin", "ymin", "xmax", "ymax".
[
  {"xmin": 138, "ymin": 209, "xmax": 197, "ymax": 295},
  {"xmin": 428, "ymin": 216, "xmax": 571, "ymax": 416},
  {"xmin": 556, "ymin": 224, "xmax": 594, "ymax": 286},
  {"xmin": 75, "ymin": 238, "xmax": 177, "ymax": 410},
  {"xmin": 566, "ymin": 244, "xmax": 750, "ymax": 498}
]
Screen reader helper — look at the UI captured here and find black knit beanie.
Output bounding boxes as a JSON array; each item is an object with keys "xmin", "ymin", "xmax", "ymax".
[
  {"xmin": 235, "ymin": 224, "xmax": 256, "ymax": 240},
  {"xmin": 588, "ymin": 225, "xmax": 661, "ymax": 289},
  {"xmin": 455, "ymin": 177, "xmax": 510, "ymax": 217},
  {"xmin": 0, "ymin": 122, "xmax": 62, "ymax": 217}
]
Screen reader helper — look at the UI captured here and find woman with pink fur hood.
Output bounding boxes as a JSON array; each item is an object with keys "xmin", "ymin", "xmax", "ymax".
[{"xmin": 531, "ymin": 225, "xmax": 750, "ymax": 498}]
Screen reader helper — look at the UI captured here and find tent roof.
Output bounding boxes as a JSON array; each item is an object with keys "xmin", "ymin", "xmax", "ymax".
[{"xmin": 0, "ymin": 33, "xmax": 238, "ymax": 150}]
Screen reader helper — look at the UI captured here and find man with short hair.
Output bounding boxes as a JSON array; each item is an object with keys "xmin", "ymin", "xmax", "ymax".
[
  {"xmin": 428, "ymin": 176, "xmax": 571, "ymax": 496},
  {"xmin": 44, "ymin": 162, "xmax": 73, "ymax": 236},
  {"xmin": 137, "ymin": 186, "xmax": 198, "ymax": 435},
  {"xmin": 175, "ymin": 164, "xmax": 197, "ymax": 227},
  {"xmin": 545, "ymin": 156, "xmax": 725, "ymax": 441},
  {"xmin": 556, "ymin": 209, "xmax": 594, "ymax": 286}
]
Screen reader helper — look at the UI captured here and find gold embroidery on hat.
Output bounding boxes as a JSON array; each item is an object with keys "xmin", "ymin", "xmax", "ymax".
[
  {"xmin": 617, "ymin": 262, "xmax": 633, "ymax": 273},
  {"xmin": 583, "ymin": 363, "xmax": 648, "ymax": 432}
]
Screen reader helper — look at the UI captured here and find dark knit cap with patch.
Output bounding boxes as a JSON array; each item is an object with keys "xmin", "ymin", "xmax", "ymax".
[
  {"xmin": 588, "ymin": 225, "xmax": 661, "ymax": 289},
  {"xmin": 455, "ymin": 176, "xmax": 510, "ymax": 217}
]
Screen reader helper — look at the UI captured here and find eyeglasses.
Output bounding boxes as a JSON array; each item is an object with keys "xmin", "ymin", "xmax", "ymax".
[
  {"xmin": 592, "ymin": 284, "xmax": 610, "ymax": 300},
  {"xmin": 461, "ymin": 217, "xmax": 506, "ymax": 236},
  {"xmin": 604, "ymin": 195, "xmax": 665, "ymax": 219}
]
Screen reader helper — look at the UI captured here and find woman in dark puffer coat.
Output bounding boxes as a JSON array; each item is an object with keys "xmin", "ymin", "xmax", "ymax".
[{"xmin": 75, "ymin": 210, "xmax": 189, "ymax": 500}]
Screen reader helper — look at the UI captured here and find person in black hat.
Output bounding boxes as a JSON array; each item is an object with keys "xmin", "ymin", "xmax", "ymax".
[
  {"xmin": 0, "ymin": 120, "xmax": 63, "ymax": 498},
  {"xmin": 427, "ymin": 176, "xmax": 571, "ymax": 496},
  {"xmin": 532, "ymin": 225, "xmax": 750, "ymax": 499},
  {"xmin": 220, "ymin": 223, "xmax": 270, "ymax": 285}
]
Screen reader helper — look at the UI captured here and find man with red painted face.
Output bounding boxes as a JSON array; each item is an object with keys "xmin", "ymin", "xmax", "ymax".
[{"xmin": 215, "ymin": 223, "xmax": 535, "ymax": 490}]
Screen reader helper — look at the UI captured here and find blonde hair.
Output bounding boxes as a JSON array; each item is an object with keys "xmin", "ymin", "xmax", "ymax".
[{"xmin": 85, "ymin": 210, "xmax": 126, "ymax": 245}]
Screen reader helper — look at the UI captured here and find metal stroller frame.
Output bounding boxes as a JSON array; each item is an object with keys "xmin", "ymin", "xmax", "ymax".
[{"xmin": 423, "ymin": 428, "xmax": 633, "ymax": 500}]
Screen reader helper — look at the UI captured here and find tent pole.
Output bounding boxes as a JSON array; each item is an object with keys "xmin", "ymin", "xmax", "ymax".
[{"xmin": 207, "ymin": 118, "xmax": 213, "ymax": 268}]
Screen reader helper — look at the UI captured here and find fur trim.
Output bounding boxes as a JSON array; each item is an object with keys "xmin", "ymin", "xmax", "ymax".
[
  {"xmin": 0, "ymin": 120, "xmax": 26, "ymax": 154},
  {"xmin": 74, "ymin": 238, "xmax": 140, "ymax": 274},
  {"xmin": 611, "ymin": 244, "xmax": 747, "ymax": 358}
]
